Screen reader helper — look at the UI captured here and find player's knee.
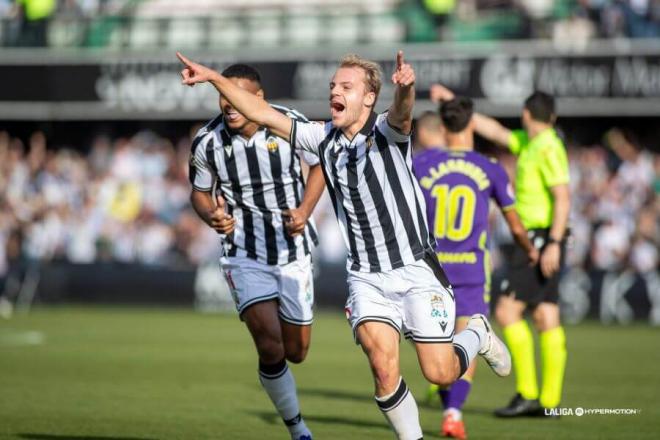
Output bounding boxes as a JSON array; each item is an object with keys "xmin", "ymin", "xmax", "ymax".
[
  {"xmin": 255, "ymin": 335, "xmax": 285, "ymax": 364},
  {"xmin": 495, "ymin": 301, "xmax": 518, "ymax": 327},
  {"xmin": 532, "ymin": 303, "xmax": 560, "ymax": 331},
  {"xmin": 284, "ymin": 342, "xmax": 309, "ymax": 364},
  {"xmin": 421, "ymin": 365, "xmax": 455, "ymax": 388}
]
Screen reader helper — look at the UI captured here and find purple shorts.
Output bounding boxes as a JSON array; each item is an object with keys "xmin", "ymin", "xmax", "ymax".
[{"xmin": 454, "ymin": 284, "xmax": 490, "ymax": 318}]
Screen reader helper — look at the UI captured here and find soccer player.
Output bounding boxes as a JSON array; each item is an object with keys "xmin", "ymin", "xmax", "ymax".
[
  {"xmin": 188, "ymin": 64, "xmax": 326, "ymax": 440},
  {"xmin": 413, "ymin": 97, "xmax": 539, "ymax": 439},
  {"xmin": 178, "ymin": 50, "xmax": 512, "ymax": 440},
  {"xmin": 413, "ymin": 110, "xmax": 445, "ymax": 153},
  {"xmin": 432, "ymin": 85, "xmax": 570, "ymax": 417}
]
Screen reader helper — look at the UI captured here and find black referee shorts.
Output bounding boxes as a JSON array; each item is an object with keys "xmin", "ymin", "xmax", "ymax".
[{"xmin": 502, "ymin": 228, "xmax": 566, "ymax": 307}]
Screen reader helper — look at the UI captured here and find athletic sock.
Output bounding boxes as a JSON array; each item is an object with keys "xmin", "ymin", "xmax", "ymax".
[
  {"xmin": 446, "ymin": 378, "xmax": 472, "ymax": 411},
  {"xmin": 539, "ymin": 326, "xmax": 567, "ymax": 408},
  {"xmin": 259, "ymin": 359, "xmax": 311, "ymax": 439},
  {"xmin": 453, "ymin": 325, "xmax": 486, "ymax": 377},
  {"xmin": 503, "ymin": 320, "xmax": 539, "ymax": 400},
  {"xmin": 375, "ymin": 377, "xmax": 423, "ymax": 440},
  {"xmin": 439, "ymin": 386, "xmax": 450, "ymax": 408}
]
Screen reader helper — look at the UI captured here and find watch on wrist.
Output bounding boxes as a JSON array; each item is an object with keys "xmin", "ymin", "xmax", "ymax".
[{"xmin": 547, "ymin": 237, "xmax": 561, "ymax": 245}]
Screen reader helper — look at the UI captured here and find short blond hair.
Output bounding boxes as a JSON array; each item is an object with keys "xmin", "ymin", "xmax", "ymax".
[{"xmin": 339, "ymin": 54, "xmax": 382, "ymax": 103}]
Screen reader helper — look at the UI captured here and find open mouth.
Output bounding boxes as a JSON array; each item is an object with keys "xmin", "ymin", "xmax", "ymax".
[
  {"xmin": 330, "ymin": 101, "xmax": 345, "ymax": 117},
  {"xmin": 225, "ymin": 111, "xmax": 240, "ymax": 122}
]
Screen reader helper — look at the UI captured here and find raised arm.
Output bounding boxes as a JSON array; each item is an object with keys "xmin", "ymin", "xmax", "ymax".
[
  {"xmin": 472, "ymin": 113, "xmax": 512, "ymax": 149},
  {"xmin": 387, "ymin": 50, "xmax": 415, "ymax": 135},
  {"xmin": 177, "ymin": 52, "xmax": 292, "ymax": 140},
  {"xmin": 430, "ymin": 83, "xmax": 511, "ymax": 148}
]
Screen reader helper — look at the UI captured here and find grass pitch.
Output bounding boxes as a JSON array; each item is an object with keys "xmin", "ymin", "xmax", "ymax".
[{"xmin": 1, "ymin": 307, "xmax": 659, "ymax": 439}]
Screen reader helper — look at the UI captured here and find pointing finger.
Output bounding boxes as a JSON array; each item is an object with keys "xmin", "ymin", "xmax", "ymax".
[
  {"xmin": 176, "ymin": 51, "xmax": 193, "ymax": 67},
  {"xmin": 396, "ymin": 50, "xmax": 404, "ymax": 70}
]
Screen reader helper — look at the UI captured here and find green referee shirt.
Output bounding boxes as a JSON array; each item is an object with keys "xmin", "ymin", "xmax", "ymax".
[{"xmin": 508, "ymin": 128, "xmax": 569, "ymax": 229}]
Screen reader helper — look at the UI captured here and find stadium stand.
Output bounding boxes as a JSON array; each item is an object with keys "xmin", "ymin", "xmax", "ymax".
[{"xmin": 2, "ymin": 0, "xmax": 659, "ymax": 48}]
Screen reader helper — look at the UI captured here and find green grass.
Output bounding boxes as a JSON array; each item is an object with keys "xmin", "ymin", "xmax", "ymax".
[{"xmin": 1, "ymin": 307, "xmax": 659, "ymax": 439}]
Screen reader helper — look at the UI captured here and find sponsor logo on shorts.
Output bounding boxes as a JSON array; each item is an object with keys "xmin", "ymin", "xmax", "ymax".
[
  {"xmin": 430, "ymin": 295, "xmax": 448, "ymax": 319},
  {"xmin": 431, "ymin": 294, "xmax": 449, "ymax": 332}
]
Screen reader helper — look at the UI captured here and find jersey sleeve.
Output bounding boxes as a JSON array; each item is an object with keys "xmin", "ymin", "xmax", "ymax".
[
  {"xmin": 376, "ymin": 112, "xmax": 410, "ymax": 143},
  {"xmin": 300, "ymin": 150, "xmax": 320, "ymax": 166},
  {"xmin": 189, "ymin": 135, "xmax": 215, "ymax": 192},
  {"xmin": 539, "ymin": 143, "xmax": 570, "ymax": 187},
  {"xmin": 490, "ymin": 161, "xmax": 516, "ymax": 210},
  {"xmin": 291, "ymin": 120, "xmax": 325, "ymax": 156},
  {"xmin": 508, "ymin": 130, "xmax": 528, "ymax": 156}
]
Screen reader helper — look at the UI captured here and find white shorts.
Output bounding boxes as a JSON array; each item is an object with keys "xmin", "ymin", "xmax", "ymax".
[
  {"xmin": 345, "ymin": 258, "xmax": 455, "ymax": 344},
  {"xmin": 221, "ymin": 254, "xmax": 314, "ymax": 325}
]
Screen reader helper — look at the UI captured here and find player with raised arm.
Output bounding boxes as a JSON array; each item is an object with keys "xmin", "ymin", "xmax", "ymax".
[
  {"xmin": 178, "ymin": 51, "xmax": 512, "ymax": 440},
  {"xmin": 188, "ymin": 63, "xmax": 325, "ymax": 440},
  {"xmin": 431, "ymin": 85, "xmax": 570, "ymax": 418},
  {"xmin": 413, "ymin": 97, "xmax": 538, "ymax": 439}
]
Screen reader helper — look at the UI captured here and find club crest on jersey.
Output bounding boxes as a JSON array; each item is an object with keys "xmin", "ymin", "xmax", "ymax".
[
  {"xmin": 366, "ymin": 136, "xmax": 374, "ymax": 149},
  {"xmin": 223, "ymin": 144, "xmax": 232, "ymax": 157},
  {"xmin": 266, "ymin": 136, "xmax": 278, "ymax": 153}
]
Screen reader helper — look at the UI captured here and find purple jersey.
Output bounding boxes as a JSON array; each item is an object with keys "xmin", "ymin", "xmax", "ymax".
[{"xmin": 413, "ymin": 148, "xmax": 515, "ymax": 287}]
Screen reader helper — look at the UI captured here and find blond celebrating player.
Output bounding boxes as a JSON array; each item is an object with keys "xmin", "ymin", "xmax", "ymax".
[{"xmin": 179, "ymin": 51, "xmax": 512, "ymax": 439}]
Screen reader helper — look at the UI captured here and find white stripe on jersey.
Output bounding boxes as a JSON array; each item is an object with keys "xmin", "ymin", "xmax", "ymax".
[
  {"xmin": 292, "ymin": 112, "xmax": 433, "ymax": 273},
  {"xmin": 189, "ymin": 106, "xmax": 318, "ymax": 266}
]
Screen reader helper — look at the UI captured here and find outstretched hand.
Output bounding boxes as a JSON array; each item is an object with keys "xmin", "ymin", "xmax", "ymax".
[
  {"xmin": 176, "ymin": 52, "xmax": 218, "ymax": 87},
  {"xmin": 429, "ymin": 84, "xmax": 455, "ymax": 103},
  {"xmin": 391, "ymin": 50, "xmax": 415, "ymax": 88}
]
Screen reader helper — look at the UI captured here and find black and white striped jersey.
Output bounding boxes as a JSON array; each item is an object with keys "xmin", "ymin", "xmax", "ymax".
[
  {"xmin": 189, "ymin": 105, "xmax": 319, "ymax": 266},
  {"xmin": 291, "ymin": 111, "xmax": 434, "ymax": 273}
]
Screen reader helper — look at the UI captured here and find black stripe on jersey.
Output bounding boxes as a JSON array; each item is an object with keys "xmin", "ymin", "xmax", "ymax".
[
  {"xmin": 244, "ymin": 144, "xmax": 279, "ymax": 265},
  {"xmin": 306, "ymin": 219, "xmax": 319, "ymax": 246},
  {"xmin": 207, "ymin": 114, "xmax": 224, "ymax": 131},
  {"xmin": 396, "ymin": 140, "xmax": 410, "ymax": 159},
  {"xmin": 407, "ymin": 166, "xmax": 434, "ymax": 249},
  {"xmin": 324, "ymin": 130, "xmax": 361, "ymax": 272},
  {"xmin": 189, "ymin": 134, "xmax": 206, "ymax": 187},
  {"xmin": 374, "ymin": 128, "xmax": 425, "ymax": 260},
  {"xmin": 346, "ymin": 145, "xmax": 380, "ymax": 272},
  {"xmin": 267, "ymin": 137, "xmax": 298, "ymax": 263},
  {"xmin": 287, "ymin": 140, "xmax": 310, "ymax": 257},
  {"xmin": 363, "ymin": 151, "xmax": 403, "ymax": 266},
  {"xmin": 205, "ymin": 137, "xmax": 219, "ymax": 177},
  {"xmin": 222, "ymin": 130, "xmax": 257, "ymax": 259}
]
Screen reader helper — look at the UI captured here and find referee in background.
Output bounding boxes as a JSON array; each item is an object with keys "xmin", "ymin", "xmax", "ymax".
[{"xmin": 432, "ymin": 85, "xmax": 570, "ymax": 417}]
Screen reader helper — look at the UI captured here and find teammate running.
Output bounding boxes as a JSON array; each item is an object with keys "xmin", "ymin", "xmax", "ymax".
[
  {"xmin": 178, "ymin": 51, "xmax": 512, "ymax": 440},
  {"xmin": 188, "ymin": 64, "xmax": 325, "ymax": 440},
  {"xmin": 413, "ymin": 97, "xmax": 538, "ymax": 438}
]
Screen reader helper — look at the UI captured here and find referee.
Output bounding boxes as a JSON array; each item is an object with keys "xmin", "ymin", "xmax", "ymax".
[{"xmin": 432, "ymin": 85, "xmax": 570, "ymax": 417}]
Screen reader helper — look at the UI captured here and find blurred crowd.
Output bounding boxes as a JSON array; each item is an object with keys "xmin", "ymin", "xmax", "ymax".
[
  {"xmin": 415, "ymin": 0, "xmax": 660, "ymax": 42},
  {"xmin": 0, "ymin": 128, "xmax": 220, "ymax": 277},
  {"xmin": 2, "ymin": 0, "xmax": 659, "ymax": 48},
  {"xmin": 2, "ymin": 124, "xmax": 658, "ymax": 279}
]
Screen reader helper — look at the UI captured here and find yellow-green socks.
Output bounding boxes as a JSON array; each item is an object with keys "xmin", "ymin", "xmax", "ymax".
[
  {"xmin": 539, "ymin": 326, "xmax": 567, "ymax": 408},
  {"xmin": 503, "ymin": 320, "xmax": 538, "ymax": 400}
]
